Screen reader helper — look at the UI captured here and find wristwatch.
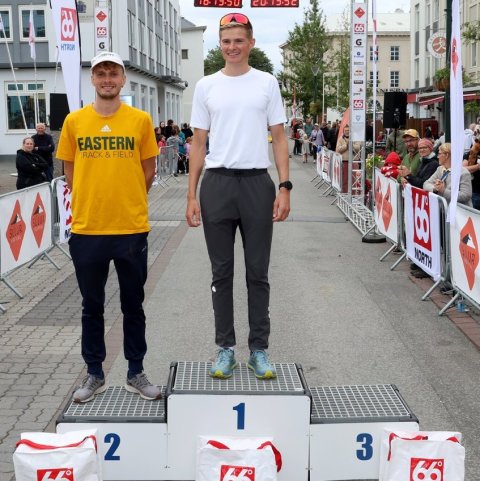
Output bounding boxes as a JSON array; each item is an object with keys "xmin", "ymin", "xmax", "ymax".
[{"xmin": 279, "ymin": 180, "xmax": 293, "ymax": 191}]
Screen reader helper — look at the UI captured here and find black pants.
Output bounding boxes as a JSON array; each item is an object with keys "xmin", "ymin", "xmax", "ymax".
[
  {"xmin": 200, "ymin": 169, "xmax": 275, "ymax": 351},
  {"xmin": 69, "ymin": 233, "xmax": 148, "ymax": 377}
]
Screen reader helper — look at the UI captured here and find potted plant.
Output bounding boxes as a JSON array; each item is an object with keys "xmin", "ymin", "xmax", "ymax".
[
  {"xmin": 464, "ymin": 100, "xmax": 479, "ymax": 115},
  {"xmin": 434, "ymin": 67, "xmax": 449, "ymax": 91}
]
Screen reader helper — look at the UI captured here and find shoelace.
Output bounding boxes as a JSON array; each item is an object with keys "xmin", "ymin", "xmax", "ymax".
[
  {"xmin": 217, "ymin": 349, "xmax": 233, "ymax": 364},
  {"xmin": 131, "ymin": 373, "xmax": 150, "ymax": 388},
  {"xmin": 82, "ymin": 375, "xmax": 102, "ymax": 388},
  {"xmin": 253, "ymin": 350, "xmax": 268, "ymax": 364}
]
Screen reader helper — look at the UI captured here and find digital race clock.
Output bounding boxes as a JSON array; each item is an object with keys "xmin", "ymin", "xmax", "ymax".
[
  {"xmin": 251, "ymin": 0, "xmax": 299, "ymax": 6},
  {"xmin": 194, "ymin": 0, "xmax": 243, "ymax": 6}
]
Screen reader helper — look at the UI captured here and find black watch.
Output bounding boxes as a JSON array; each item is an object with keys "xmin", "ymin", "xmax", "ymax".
[{"xmin": 279, "ymin": 180, "xmax": 293, "ymax": 191}]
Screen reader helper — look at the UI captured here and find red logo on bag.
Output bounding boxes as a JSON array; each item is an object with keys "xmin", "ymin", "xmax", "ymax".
[
  {"xmin": 220, "ymin": 465, "xmax": 255, "ymax": 481},
  {"xmin": 410, "ymin": 458, "xmax": 444, "ymax": 481},
  {"xmin": 412, "ymin": 188, "xmax": 431, "ymax": 250},
  {"xmin": 37, "ymin": 468, "xmax": 74, "ymax": 481}
]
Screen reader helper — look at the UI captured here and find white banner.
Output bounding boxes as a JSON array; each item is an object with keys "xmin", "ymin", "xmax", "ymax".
[
  {"xmin": 449, "ymin": 0, "xmax": 463, "ymax": 222},
  {"xmin": 349, "ymin": 2, "xmax": 368, "ymax": 142},
  {"xmin": 450, "ymin": 204, "xmax": 480, "ymax": 302},
  {"xmin": 323, "ymin": 149, "xmax": 332, "ymax": 184},
  {"xmin": 0, "ymin": 184, "xmax": 52, "ymax": 276},
  {"xmin": 55, "ymin": 179, "xmax": 72, "ymax": 244},
  {"xmin": 316, "ymin": 150, "xmax": 324, "ymax": 180},
  {"xmin": 331, "ymin": 152, "xmax": 342, "ymax": 192},
  {"xmin": 404, "ymin": 184, "xmax": 442, "ymax": 281},
  {"xmin": 50, "ymin": 0, "xmax": 81, "ymax": 112},
  {"xmin": 373, "ymin": 169, "xmax": 399, "ymax": 243},
  {"xmin": 94, "ymin": 7, "xmax": 110, "ymax": 54}
]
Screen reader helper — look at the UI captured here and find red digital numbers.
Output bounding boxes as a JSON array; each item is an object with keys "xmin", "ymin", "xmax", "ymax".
[
  {"xmin": 194, "ymin": 0, "xmax": 243, "ymax": 7},
  {"xmin": 251, "ymin": 0, "xmax": 299, "ymax": 6}
]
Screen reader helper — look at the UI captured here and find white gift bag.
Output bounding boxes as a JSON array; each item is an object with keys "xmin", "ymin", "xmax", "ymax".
[
  {"xmin": 196, "ymin": 435, "xmax": 282, "ymax": 481},
  {"xmin": 378, "ymin": 430, "xmax": 462, "ymax": 481},
  {"xmin": 383, "ymin": 432, "xmax": 464, "ymax": 481},
  {"xmin": 13, "ymin": 429, "xmax": 102, "ymax": 481}
]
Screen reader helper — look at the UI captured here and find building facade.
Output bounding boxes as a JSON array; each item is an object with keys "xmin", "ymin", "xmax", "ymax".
[
  {"xmin": 0, "ymin": 0, "xmax": 204, "ymax": 160},
  {"xmin": 409, "ymin": 0, "xmax": 480, "ymax": 127}
]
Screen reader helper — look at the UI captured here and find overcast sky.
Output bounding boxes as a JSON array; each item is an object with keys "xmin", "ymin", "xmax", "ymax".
[{"xmin": 180, "ymin": 0, "xmax": 411, "ymax": 73}]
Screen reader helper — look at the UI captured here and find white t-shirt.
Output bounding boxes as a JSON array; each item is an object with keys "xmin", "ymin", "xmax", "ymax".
[{"xmin": 190, "ymin": 68, "xmax": 286, "ymax": 169}]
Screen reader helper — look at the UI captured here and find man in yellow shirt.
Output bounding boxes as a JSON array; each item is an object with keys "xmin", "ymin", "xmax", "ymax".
[{"xmin": 56, "ymin": 52, "xmax": 160, "ymax": 403}]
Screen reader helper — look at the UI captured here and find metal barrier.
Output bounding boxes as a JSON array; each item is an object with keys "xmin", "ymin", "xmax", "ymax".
[
  {"xmin": 0, "ymin": 182, "xmax": 56, "ymax": 310},
  {"xmin": 155, "ymin": 145, "xmax": 180, "ymax": 187}
]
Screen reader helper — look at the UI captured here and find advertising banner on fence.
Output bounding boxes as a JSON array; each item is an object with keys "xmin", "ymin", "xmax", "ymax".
[
  {"xmin": 450, "ymin": 204, "xmax": 480, "ymax": 300},
  {"xmin": 0, "ymin": 184, "xmax": 52, "ymax": 276},
  {"xmin": 331, "ymin": 151, "xmax": 342, "ymax": 192},
  {"xmin": 373, "ymin": 169, "xmax": 399, "ymax": 243},
  {"xmin": 316, "ymin": 150, "xmax": 324, "ymax": 180},
  {"xmin": 404, "ymin": 185, "xmax": 442, "ymax": 280},
  {"xmin": 55, "ymin": 179, "xmax": 72, "ymax": 244},
  {"xmin": 322, "ymin": 149, "xmax": 332, "ymax": 184}
]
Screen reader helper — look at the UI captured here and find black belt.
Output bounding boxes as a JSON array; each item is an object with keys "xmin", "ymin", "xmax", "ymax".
[{"xmin": 207, "ymin": 167, "xmax": 267, "ymax": 177}]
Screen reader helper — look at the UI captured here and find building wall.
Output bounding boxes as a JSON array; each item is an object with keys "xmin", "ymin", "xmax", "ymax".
[{"xmin": 0, "ymin": 0, "xmax": 190, "ymax": 160}]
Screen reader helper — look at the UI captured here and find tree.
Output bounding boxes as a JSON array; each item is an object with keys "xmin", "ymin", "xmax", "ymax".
[
  {"xmin": 204, "ymin": 47, "xmax": 274, "ymax": 76},
  {"xmin": 281, "ymin": 0, "xmax": 331, "ymax": 119}
]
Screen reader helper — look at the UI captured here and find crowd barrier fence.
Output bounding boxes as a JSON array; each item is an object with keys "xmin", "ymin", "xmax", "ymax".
[{"xmin": 372, "ymin": 170, "xmax": 478, "ymax": 316}]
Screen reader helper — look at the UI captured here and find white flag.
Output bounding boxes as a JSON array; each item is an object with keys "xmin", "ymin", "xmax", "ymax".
[
  {"xmin": 50, "ymin": 1, "xmax": 81, "ymax": 112},
  {"xmin": 29, "ymin": 10, "xmax": 36, "ymax": 60},
  {"xmin": 448, "ymin": 0, "xmax": 463, "ymax": 222},
  {"xmin": 0, "ymin": 13, "xmax": 5, "ymax": 34}
]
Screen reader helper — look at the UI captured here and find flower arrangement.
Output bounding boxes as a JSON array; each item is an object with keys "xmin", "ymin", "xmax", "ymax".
[{"xmin": 366, "ymin": 153, "xmax": 384, "ymax": 178}]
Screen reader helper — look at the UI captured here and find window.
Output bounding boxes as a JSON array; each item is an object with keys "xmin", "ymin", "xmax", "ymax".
[
  {"xmin": 369, "ymin": 46, "xmax": 378, "ymax": 61},
  {"xmin": 369, "ymin": 71, "xmax": 379, "ymax": 87},
  {"xmin": 128, "ymin": 12, "xmax": 136, "ymax": 47},
  {"xmin": 390, "ymin": 46, "xmax": 399, "ymax": 61},
  {"xmin": 473, "ymin": 43, "xmax": 477, "ymax": 68},
  {"xmin": 0, "ymin": 8, "xmax": 12, "ymax": 40},
  {"xmin": 390, "ymin": 71, "xmax": 399, "ymax": 88},
  {"xmin": 6, "ymin": 81, "xmax": 46, "ymax": 130},
  {"xmin": 19, "ymin": 6, "xmax": 46, "ymax": 41},
  {"xmin": 182, "ymin": 49, "xmax": 188, "ymax": 60}
]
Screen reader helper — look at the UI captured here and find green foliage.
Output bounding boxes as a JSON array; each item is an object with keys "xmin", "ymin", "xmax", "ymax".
[
  {"xmin": 281, "ymin": 0, "xmax": 331, "ymax": 118},
  {"xmin": 463, "ymin": 21, "xmax": 480, "ymax": 43},
  {"xmin": 464, "ymin": 101, "xmax": 479, "ymax": 115},
  {"xmin": 204, "ymin": 46, "xmax": 274, "ymax": 76}
]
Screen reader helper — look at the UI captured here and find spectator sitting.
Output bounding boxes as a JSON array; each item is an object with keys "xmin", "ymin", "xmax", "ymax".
[
  {"xmin": 423, "ymin": 142, "xmax": 472, "ymax": 206},
  {"xmin": 462, "ymin": 138, "xmax": 480, "ymax": 209},
  {"xmin": 399, "ymin": 138, "xmax": 439, "ymax": 188},
  {"xmin": 380, "ymin": 152, "xmax": 401, "ymax": 179},
  {"xmin": 16, "ymin": 137, "xmax": 49, "ymax": 190},
  {"xmin": 399, "ymin": 129, "xmax": 421, "ymax": 183}
]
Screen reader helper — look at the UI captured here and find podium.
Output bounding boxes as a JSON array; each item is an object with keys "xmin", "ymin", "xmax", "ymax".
[{"xmin": 57, "ymin": 362, "xmax": 418, "ymax": 480}]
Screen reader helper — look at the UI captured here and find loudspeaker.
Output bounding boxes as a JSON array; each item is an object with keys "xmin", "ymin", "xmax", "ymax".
[
  {"xmin": 383, "ymin": 92, "xmax": 407, "ymax": 129},
  {"xmin": 49, "ymin": 93, "xmax": 70, "ymax": 130}
]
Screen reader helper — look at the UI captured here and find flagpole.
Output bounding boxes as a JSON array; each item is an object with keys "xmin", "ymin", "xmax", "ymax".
[
  {"xmin": 0, "ymin": 17, "xmax": 29, "ymax": 135},
  {"xmin": 445, "ymin": 0, "xmax": 452, "ymax": 142}
]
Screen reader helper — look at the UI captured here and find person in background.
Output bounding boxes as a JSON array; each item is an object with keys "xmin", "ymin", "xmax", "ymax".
[
  {"xmin": 165, "ymin": 119, "xmax": 174, "ymax": 139},
  {"xmin": 423, "ymin": 142, "xmax": 472, "ymax": 206},
  {"xmin": 186, "ymin": 12, "xmax": 290, "ymax": 380},
  {"xmin": 386, "ymin": 128, "xmax": 406, "ymax": 158},
  {"xmin": 336, "ymin": 125, "xmax": 362, "ymax": 193},
  {"xmin": 32, "ymin": 122, "xmax": 55, "ymax": 181},
  {"xmin": 181, "ymin": 122, "xmax": 194, "ymax": 139},
  {"xmin": 399, "ymin": 138, "xmax": 438, "ymax": 189},
  {"xmin": 304, "ymin": 117, "xmax": 314, "ymax": 156},
  {"xmin": 16, "ymin": 137, "xmax": 49, "ymax": 190},
  {"xmin": 463, "ymin": 138, "xmax": 480, "ymax": 209},
  {"xmin": 398, "ymin": 129, "xmax": 421, "ymax": 182},
  {"xmin": 56, "ymin": 51, "xmax": 160, "ymax": 403},
  {"xmin": 380, "ymin": 151, "xmax": 401, "ymax": 179}
]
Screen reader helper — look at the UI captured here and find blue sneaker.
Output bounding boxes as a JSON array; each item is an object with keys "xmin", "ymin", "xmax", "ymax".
[
  {"xmin": 247, "ymin": 350, "xmax": 277, "ymax": 379},
  {"xmin": 210, "ymin": 348, "xmax": 238, "ymax": 379}
]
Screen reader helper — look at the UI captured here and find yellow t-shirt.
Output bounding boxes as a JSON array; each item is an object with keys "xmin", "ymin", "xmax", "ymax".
[{"xmin": 56, "ymin": 103, "xmax": 158, "ymax": 234}]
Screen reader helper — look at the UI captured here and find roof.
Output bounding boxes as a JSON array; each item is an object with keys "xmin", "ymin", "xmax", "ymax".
[
  {"xmin": 326, "ymin": 12, "xmax": 410, "ymax": 34},
  {"xmin": 181, "ymin": 17, "xmax": 206, "ymax": 32}
]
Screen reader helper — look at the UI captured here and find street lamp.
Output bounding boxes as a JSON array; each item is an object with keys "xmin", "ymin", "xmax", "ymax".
[{"xmin": 322, "ymin": 72, "xmax": 340, "ymax": 124}]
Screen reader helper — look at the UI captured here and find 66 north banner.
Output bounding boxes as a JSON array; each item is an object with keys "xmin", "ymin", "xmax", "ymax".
[
  {"xmin": 404, "ymin": 185, "xmax": 442, "ymax": 281},
  {"xmin": 373, "ymin": 169, "xmax": 399, "ymax": 243},
  {"xmin": 50, "ymin": 0, "xmax": 81, "ymax": 112}
]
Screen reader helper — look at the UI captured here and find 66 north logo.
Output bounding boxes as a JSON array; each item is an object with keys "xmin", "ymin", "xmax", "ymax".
[
  {"xmin": 220, "ymin": 465, "xmax": 255, "ymax": 481},
  {"xmin": 412, "ymin": 188, "xmax": 431, "ymax": 250},
  {"xmin": 60, "ymin": 8, "xmax": 77, "ymax": 42},
  {"xmin": 410, "ymin": 458, "xmax": 444, "ymax": 481},
  {"xmin": 37, "ymin": 467, "xmax": 74, "ymax": 481}
]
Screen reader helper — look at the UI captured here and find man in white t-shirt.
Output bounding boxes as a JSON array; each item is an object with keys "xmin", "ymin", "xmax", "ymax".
[{"xmin": 186, "ymin": 13, "xmax": 290, "ymax": 380}]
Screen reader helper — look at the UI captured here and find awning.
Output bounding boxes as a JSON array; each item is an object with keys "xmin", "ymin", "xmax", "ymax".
[{"xmin": 418, "ymin": 95, "xmax": 445, "ymax": 106}]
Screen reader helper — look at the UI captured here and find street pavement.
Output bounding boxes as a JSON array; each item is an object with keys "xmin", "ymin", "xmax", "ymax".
[{"xmin": 1, "ymin": 145, "xmax": 480, "ymax": 480}]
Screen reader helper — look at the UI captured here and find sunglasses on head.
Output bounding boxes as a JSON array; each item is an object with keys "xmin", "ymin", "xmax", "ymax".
[{"xmin": 219, "ymin": 13, "xmax": 252, "ymax": 30}]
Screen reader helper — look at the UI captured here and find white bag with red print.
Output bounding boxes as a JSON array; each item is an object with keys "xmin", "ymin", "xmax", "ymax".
[
  {"xmin": 196, "ymin": 435, "xmax": 282, "ymax": 481},
  {"xmin": 13, "ymin": 429, "xmax": 102, "ymax": 481},
  {"xmin": 383, "ymin": 431, "xmax": 465, "ymax": 481},
  {"xmin": 379, "ymin": 430, "xmax": 463, "ymax": 481}
]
